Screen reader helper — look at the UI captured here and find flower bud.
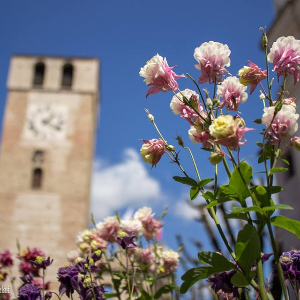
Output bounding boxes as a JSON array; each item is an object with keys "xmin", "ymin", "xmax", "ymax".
[
  {"xmin": 176, "ymin": 136, "xmax": 184, "ymax": 147},
  {"xmin": 74, "ymin": 257, "xmax": 84, "ymax": 264},
  {"xmin": 209, "ymin": 152, "xmax": 224, "ymax": 165},
  {"xmin": 212, "ymin": 98, "xmax": 220, "ymax": 106},
  {"xmin": 45, "ymin": 292, "xmax": 52, "ymax": 300},
  {"xmin": 259, "ymin": 91, "xmax": 265, "ymax": 100},
  {"xmin": 206, "ymin": 98, "xmax": 213, "ymax": 109},
  {"xmin": 147, "ymin": 114, "xmax": 154, "ymax": 122},
  {"xmin": 79, "ymin": 243, "xmax": 91, "ymax": 253},
  {"xmin": 89, "ymin": 258, "xmax": 95, "ymax": 266},
  {"xmin": 166, "ymin": 144, "xmax": 175, "ymax": 152},
  {"xmin": 291, "ymin": 137, "xmax": 300, "ymax": 151}
]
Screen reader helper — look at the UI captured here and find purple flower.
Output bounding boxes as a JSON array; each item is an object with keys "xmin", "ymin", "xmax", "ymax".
[
  {"xmin": 76, "ymin": 284, "xmax": 105, "ymax": 300},
  {"xmin": 32, "ymin": 257, "xmax": 53, "ymax": 270},
  {"xmin": 0, "ymin": 250, "xmax": 13, "ymax": 268},
  {"xmin": 18, "ymin": 284, "xmax": 42, "ymax": 300},
  {"xmin": 20, "ymin": 273, "xmax": 34, "ymax": 284},
  {"xmin": 207, "ymin": 270, "xmax": 239, "ymax": 297},
  {"xmin": 279, "ymin": 250, "xmax": 300, "ymax": 282},
  {"xmin": 57, "ymin": 265, "xmax": 79, "ymax": 297},
  {"xmin": 115, "ymin": 233, "xmax": 137, "ymax": 250}
]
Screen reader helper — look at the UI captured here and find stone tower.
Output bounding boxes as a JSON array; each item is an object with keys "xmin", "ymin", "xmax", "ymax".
[{"xmin": 0, "ymin": 55, "xmax": 99, "ymax": 282}]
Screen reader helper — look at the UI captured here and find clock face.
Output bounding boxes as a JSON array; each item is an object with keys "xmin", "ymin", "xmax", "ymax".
[{"xmin": 24, "ymin": 104, "xmax": 68, "ymax": 140}]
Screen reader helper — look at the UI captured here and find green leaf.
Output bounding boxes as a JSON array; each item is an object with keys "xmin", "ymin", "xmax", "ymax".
[
  {"xmin": 230, "ymin": 272, "xmax": 249, "ymax": 287},
  {"xmin": 198, "ymin": 252, "xmax": 237, "ymax": 271},
  {"xmin": 173, "ymin": 176, "xmax": 197, "ymax": 187},
  {"xmin": 229, "ymin": 162, "xmax": 252, "ymax": 202},
  {"xmin": 104, "ymin": 293, "xmax": 119, "ymax": 299},
  {"xmin": 235, "ymin": 224, "xmax": 261, "ymax": 275},
  {"xmin": 190, "ymin": 186, "xmax": 200, "ymax": 201},
  {"xmin": 225, "ymin": 213, "xmax": 249, "ymax": 221},
  {"xmin": 271, "ymin": 215, "xmax": 300, "ymax": 238},
  {"xmin": 269, "ymin": 186, "xmax": 283, "ymax": 194},
  {"xmin": 251, "ymin": 185, "xmax": 270, "ymax": 207},
  {"xmin": 198, "ymin": 178, "xmax": 214, "ymax": 188},
  {"xmin": 154, "ymin": 284, "xmax": 179, "ymax": 299},
  {"xmin": 280, "ymin": 158, "xmax": 290, "ymax": 165},
  {"xmin": 137, "ymin": 290, "xmax": 152, "ymax": 300},
  {"xmin": 262, "ymin": 204, "xmax": 293, "ymax": 212},
  {"xmin": 254, "ymin": 118, "xmax": 262, "ymax": 124},
  {"xmin": 202, "ymin": 191, "xmax": 215, "ymax": 201},
  {"xmin": 231, "ymin": 206, "xmax": 262, "ymax": 214},
  {"xmin": 269, "ymin": 167, "xmax": 288, "ymax": 175}
]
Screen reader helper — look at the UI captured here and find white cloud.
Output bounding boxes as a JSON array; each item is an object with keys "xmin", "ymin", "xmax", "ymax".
[
  {"xmin": 91, "ymin": 148, "xmax": 162, "ymax": 221},
  {"xmin": 174, "ymin": 200, "xmax": 200, "ymax": 222}
]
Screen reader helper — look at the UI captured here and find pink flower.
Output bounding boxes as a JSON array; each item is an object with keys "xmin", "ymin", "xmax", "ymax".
[
  {"xmin": 238, "ymin": 61, "xmax": 267, "ymax": 94},
  {"xmin": 170, "ymin": 89, "xmax": 205, "ymax": 125},
  {"xmin": 96, "ymin": 216, "xmax": 120, "ymax": 242},
  {"xmin": 262, "ymin": 105, "xmax": 299, "ymax": 144},
  {"xmin": 130, "ymin": 248, "xmax": 155, "ymax": 272},
  {"xmin": 0, "ymin": 250, "xmax": 13, "ymax": 268},
  {"xmin": 217, "ymin": 76, "xmax": 248, "ymax": 111},
  {"xmin": 188, "ymin": 125, "xmax": 212, "ymax": 148},
  {"xmin": 209, "ymin": 115, "xmax": 254, "ymax": 151},
  {"xmin": 161, "ymin": 250, "xmax": 180, "ymax": 274},
  {"xmin": 139, "ymin": 54, "xmax": 185, "ymax": 97},
  {"xmin": 268, "ymin": 36, "xmax": 300, "ymax": 84},
  {"xmin": 140, "ymin": 139, "xmax": 166, "ymax": 168},
  {"xmin": 194, "ymin": 41, "xmax": 231, "ymax": 84},
  {"xmin": 273, "ymin": 97, "xmax": 297, "ymax": 107},
  {"xmin": 121, "ymin": 219, "xmax": 142, "ymax": 236}
]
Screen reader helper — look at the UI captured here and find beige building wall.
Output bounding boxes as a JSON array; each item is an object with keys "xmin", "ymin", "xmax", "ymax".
[
  {"xmin": 267, "ymin": 0, "xmax": 300, "ymax": 252},
  {"xmin": 0, "ymin": 55, "xmax": 99, "ymax": 289}
]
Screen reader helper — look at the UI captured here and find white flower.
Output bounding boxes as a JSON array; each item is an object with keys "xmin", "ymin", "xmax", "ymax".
[
  {"xmin": 262, "ymin": 105, "xmax": 299, "ymax": 144},
  {"xmin": 217, "ymin": 76, "xmax": 248, "ymax": 111},
  {"xmin": 121, "ymin": 219, "xmax": 143, "ymax": 235},
  {"xmin": 170, "ymin": 89, "xmax": 199, "ymax": 115},
  {"xmin": 161, "ymin": 249, "xmax": 180, "ymax": 263},
  {"xmin": 139, "ymin": 54, "xmax": 164, "ymax": 86},
  {"xmin": 134, "ymin": 207, "xmax": 153, "ymax": 222}
]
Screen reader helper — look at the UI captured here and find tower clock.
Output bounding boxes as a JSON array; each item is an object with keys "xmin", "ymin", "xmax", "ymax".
[{"xmin": 0, "ymin": 55, "xmax": 99, "ymax": 284}]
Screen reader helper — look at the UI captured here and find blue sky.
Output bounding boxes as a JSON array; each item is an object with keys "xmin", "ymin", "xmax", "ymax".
[{"xmin": 0, "ymin": 0, "xmax": 276, "ymax": 282}]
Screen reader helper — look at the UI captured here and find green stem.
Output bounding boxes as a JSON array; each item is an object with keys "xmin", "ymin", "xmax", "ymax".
[
  {"xmin": 184, "ymin": 146, "xmax": 201, "ymax": 181},
  {"xmin": 266, "ymin": 220, "xmax": 289, "ymax": 300},
  {"xmin": 257, "ymin": 259, "xmax": 268, "ymax": 300},
  {"xmin": 125, "ymin": 249, "xmax": 132, "ymax": 300},
  {"xmin": 264, "ymin": 43, "xmax": 272, "ymax": 106},
  {"xmin": 8, "ymin": 269, "xmax": 17, "ymax": 299}
]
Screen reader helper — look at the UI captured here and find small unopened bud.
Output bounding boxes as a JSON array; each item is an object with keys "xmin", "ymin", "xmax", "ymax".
[
  {"xmin": 45, "ymin": 292, "xmax": 52, "ymax": 300},
  {"xmin": 275, "ymin": 100, "xmax": 283, "ymax": 112},
  {"xmin": 209, "ymin": 152, "xmax": 225, "ymax": 165},
  {"xmin": 94, "ymin": 250, "xmax": 102, "ymax": 257},
  {"xmin": 291, "ymin": 137, "xmax": 300, "ymax": 151},
  {"xmin": 166, "ymin": 144, "xmax": 175, "ymax": 152},
  {"xmin": 89, "ymin": 258, "xmax": 95, "ymax": 266},
  {"xmin": 74, "ymin": 257, "xmax": 84, "ymax": 264},
  {"xmin": 117, "ymin": 230, "xmax": 128, "ymax": 238},
  {"xmin": 79, "ymin": 243, "xmax": 91, "ymax": 253},
  {"xmin": 260, "ymin": 27, "xmax": 268, "ymax": 47},
  {"xmin": 148, "ymin": 114, "xmax": 154, "ymax": 122},
  {"xmin": 206, "ymin": 98, "xmax": 213, "ymax": 109},
  {"xmin": 213, "ymin": 99, "xmax": 220, "ymax": 106},
  {"xmin": 176, "ymin": 136, "xmax": 184, "ymax": 147},
  {"xmin": 259, "ymin": 91, "xmax": 265, "ymax": 100}
]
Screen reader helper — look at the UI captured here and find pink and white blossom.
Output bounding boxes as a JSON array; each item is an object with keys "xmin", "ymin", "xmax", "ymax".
[
  {"xmin": 170, "ymin": 89, "xmax": 205, "ymax": 124},
  {"xmin": 139, "ymin": 54, "xmax": 185, "ymax": 97},
  {"xmin": 161, "ymin": 250, "xmax": 180, "ymax": 274},
  {"xmin": 121, "ymin": 219, "xmax": 143, "ymax": 236},
  {"xmin": 238, "ymin": 61, "xmax": 267, "ymax": 94},
  {"xmin": 96, "ymin": 216, "xmax": 120, "ymax": 242},
  {"xmin": 262, "ymin": 105, "xmax": 299, "ymax": 144},
  {"xmin": 209, "ymin": 115, "xmax": 254, "ymax": 151},
  {"xmin": 194, "ymin": 41, "xmax": 231, "ymax": 84},
  {"xmin": 130, "ymin": 248, "xmax": 155, "ymax": 272},
  {"xmin": 140, "ymin": 139, "xmax": 166, "ymax": 168},
  {"xmin": 134, "ymin": 207, "xmax": 153, "ymax": 223},
  {"xmin": 267, "ymin": 36, "xmax": 300, "ymax": 84},
  {"xmin": 188, "ymin": 125, "xmax": 212, "ymax": 148},
  {"xmin": 217, "ymin": 76, "xmax": 248, "ymax": 111}
]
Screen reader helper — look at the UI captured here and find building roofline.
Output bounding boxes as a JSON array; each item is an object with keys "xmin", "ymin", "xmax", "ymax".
[{"xmin": 11, "ymin": 54, "xmax": 100, "ymax": 61}]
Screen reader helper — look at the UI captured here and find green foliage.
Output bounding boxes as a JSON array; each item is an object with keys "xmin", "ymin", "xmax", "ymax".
[
  {"xmin": 235, "ymin": 224, "xmax": 261, "ymax": 275},
  {"xmin": 230, "ymin": 272, "xmax": 254, "ymax": 287},
  {"xmin": 190, "ymin": 186, "xmax": 200, "ymax": 200},
  {"xmin": 269, "ymin": 167, "xmax": 288, "ymax": 175},
  {"xmin": 154, "ymin": 284, "xmax": 179, "ymax": 299},
  {"xmin": 271, "ymin": 215, "xmax": 300, "ymax": 239},
  {"xmin": 173, "ymin": 176, "xmax": 197, "ymax": 186}
]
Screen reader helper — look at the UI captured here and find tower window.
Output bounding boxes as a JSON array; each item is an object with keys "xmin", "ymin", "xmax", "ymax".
[
  {"xmin": 285, "ymin": 150, "xmax": 294, "ymax": 179},
  {"xmin": 32, "ymin": 168, "xmax": 43, "ymax": 189},
  {"xmin": 32, "ymin": 150, "xmax": 44, "ymax": 164},
  {"xmin": 33, "ymin": 62, "xmax": 45, "ymax": 87},
  {"xmin": 62, "ymin": 63, "xmax": 74, "ymax": 88}
]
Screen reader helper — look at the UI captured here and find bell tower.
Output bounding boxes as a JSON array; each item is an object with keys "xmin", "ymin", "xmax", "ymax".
[{"xmin": 0, "ymin": 55, "xmax": 99, "ymax": 281}]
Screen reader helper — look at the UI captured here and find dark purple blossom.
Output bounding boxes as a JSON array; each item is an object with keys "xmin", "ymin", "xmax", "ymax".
[
  {"xmin": 74, "ymin": 281, "xmax": 105, "ymax": 300},
  {"xmin": 115, "ymin": 233, "xmax": 137, "ymax": 250},
  {"xmin": 57, "ymin": 265, "xmax": 79, "ymax": 297},
  {"xmin": 279, "ymin": 250, "xmax": 300, "ymax": 282},
  {"xmin": 0, "ymin": 250, "xmax": 13, "ymax": 268},
  {"xmin": 44, "ymin": 292, "xmax": 52, "ymax": 300},
  {"xmin": 207, "ymin": 270, "xmax": 239, "ymax": 297},
  {"xmin": 31, "ymin": 257, "xmax": 53, "ymax": 270},
  {"xmin": 18, "ymin": 284, "xmax": 42, "ymax": 300},
  {"xmin": 20, "ymin": 273, "xmax": 34, "ymax": 284}
]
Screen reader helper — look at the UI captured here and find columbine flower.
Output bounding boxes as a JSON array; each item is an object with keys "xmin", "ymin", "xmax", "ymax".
[
  {"xmin": 170, "ymin": 89, "xmax": 204, "ymax": 124},
  {"xmin": 134, "ymin": 207, "xmax": 153, "ymax": 223},
  {"xmin": 207, "ymin": 270, "xmax": 239, "ymax": 298},
  {"xmin": 161, "ymin": 250, "xmax": 180, "ymax": 274},
  {"xmin": 115, "ymin": 232, "xmax": 137, "ymax": 250},
  {"xmin": 130, "ymin": 248, "xmax": 155, "ymax": 272},
  {"xmin": 67, "ymin": 250, "xmax": 81, "ymax": 263},
  {"xmin": 280, "ymin": 250, "xmax": 300, "ymax": 282},
  {"xmin": 140, "ymin": 139, "xmax": 166, "ymax": 168},
  {"xmin": 0, "ymin": 250, "xmax": 13, "ymax": 267},
  {"xmin": 57, "ymin": 265, "xmax": 79, "ymax": 297},
  {"xmin": 32, "ymin": 256, "xmax": 53, "ymax": 270},
  {"xmin": 188, "ymin": 125, "xmax": 212, "ymax": 148},
  {"xmin": 96, "ymin": 216, "xmax": 120, "ymax": 242},
  {"xmin": 217, "ymin": 76, "xmax": 248, "ymax": 111},
  {"xmin": 268, "ymin": 36, "xmax": 300, "ymax": 84},
  {"xmin": 273, "ymin": 97, "xmax": 297, "ymax": 108},
  {"xmin": 209, "ymin": 115, "xmax": 254, "ymax": 151},
  {"xmin": 238, "ymin": 61, "xmax": 267, "ymax": 94},
  {"xmin": 139, "ymin": 54, "xmax": 185, "ymax": 97},
  {"xmin": 194, "ymin": 41, "xmax": 231, "ymax": 83},
  {"xmin": 121, "ymin": 219, "xmax": 142, "ymax": 236},
  {"xmin": 262, "ymin": 104, "xmax": 299, "ymax": 144},
  {"xmin": 18, "ymin": 284, "xmax": 42, "ymax": 300}
]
